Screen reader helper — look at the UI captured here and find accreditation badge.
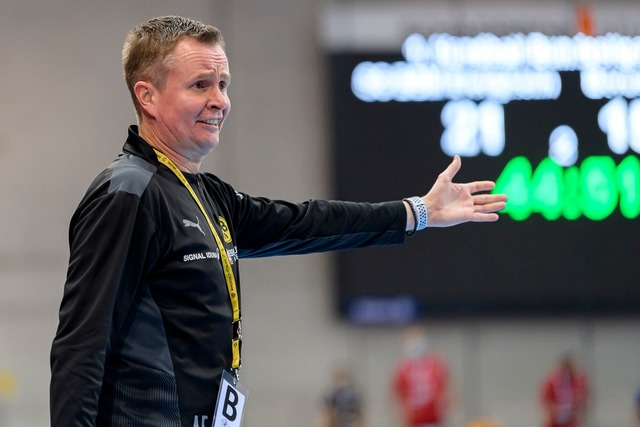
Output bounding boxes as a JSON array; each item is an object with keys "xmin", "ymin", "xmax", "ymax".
[{"xmin": 213, "ymin": 371, "xmax": 248, "ymax": 427}]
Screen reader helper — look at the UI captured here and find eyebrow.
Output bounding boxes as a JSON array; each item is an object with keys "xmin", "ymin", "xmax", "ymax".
[{"xmin": 193, "ymin": 71, "xmax": 231, "ymax": 82}]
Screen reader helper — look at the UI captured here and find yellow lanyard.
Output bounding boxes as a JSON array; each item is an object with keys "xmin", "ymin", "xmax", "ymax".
[{"xmin": 153, "ymin": 149, "xmax": 242, "ymax": 373}]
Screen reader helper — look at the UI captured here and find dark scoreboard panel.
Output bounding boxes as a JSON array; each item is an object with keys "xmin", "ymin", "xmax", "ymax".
[{"xmin": 328, "ymin": 34, "xmax": 640, "ymax": 322}]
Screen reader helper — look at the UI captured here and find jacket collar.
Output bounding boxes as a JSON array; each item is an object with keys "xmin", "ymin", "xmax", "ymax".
[{"xmin": 122, "ymin": 125, "xmax": 159, "ymax": 164}]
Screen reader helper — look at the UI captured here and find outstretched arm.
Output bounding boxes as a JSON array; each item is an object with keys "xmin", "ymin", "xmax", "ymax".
[{"xmin": 404, "ymin": 155, "xmax": 507, "ymax": 229}]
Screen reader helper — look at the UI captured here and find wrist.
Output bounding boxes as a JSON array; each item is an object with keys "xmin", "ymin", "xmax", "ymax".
[{"xmin": 403, "ymin": 196, "xmax": 428, "ymax": 235}]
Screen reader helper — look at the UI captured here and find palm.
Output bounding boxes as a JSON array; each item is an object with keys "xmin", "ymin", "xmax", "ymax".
[{"xmin": 425, "ymin": 156, "xmax": 507, "ymax": 227}]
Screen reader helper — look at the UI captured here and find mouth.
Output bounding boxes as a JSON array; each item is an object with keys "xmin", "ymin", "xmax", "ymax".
[{"xmin": 198, "ymin": 118, "xmax": 222, "ymax": 128}]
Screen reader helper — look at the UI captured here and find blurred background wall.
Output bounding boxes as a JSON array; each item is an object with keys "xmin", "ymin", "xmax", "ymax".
[{"xmin": 0, "ymin": 0, "xmax": 639, "ymax": 426}]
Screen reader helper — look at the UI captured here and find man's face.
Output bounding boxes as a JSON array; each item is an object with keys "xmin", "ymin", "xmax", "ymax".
[{"xmin": 151, "ymin": 37, "xmax": 231, "ymax": 160}]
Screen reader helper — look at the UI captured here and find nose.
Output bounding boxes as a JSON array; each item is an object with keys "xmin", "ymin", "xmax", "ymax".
[{"xmin": 208, "ymin": 86, "xmax": 229, "ymax": 111}]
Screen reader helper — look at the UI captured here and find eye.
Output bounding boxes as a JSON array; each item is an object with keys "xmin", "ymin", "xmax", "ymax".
[{"xmin": 193, "ymin": 81, "xmax": 206, "ymax": 89}]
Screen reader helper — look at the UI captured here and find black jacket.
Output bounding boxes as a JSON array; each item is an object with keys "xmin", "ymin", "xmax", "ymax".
[{"xmin": 50, "ymin": 126, "xmax": 406, "ymax": 426}]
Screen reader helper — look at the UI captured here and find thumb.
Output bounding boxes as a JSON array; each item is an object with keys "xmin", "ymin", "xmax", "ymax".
[{"xmin": 441, "ymin": 155, "xmax": 461, "ymax": 181}]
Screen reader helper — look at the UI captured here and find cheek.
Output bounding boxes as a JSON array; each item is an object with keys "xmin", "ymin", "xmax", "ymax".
[
  {"xmin": 161, "ymin": 108, "xmax": 182, "ymax": 129},
  {"xmin": 169, "ymin": 105, "xmax": 197, "ymax": 128},
  {"xmin": 156, "ymin": 98, "xmax": 180, "ymax": 125}
]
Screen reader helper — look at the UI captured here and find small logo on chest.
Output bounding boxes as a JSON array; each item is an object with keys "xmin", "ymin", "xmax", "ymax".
[{"xmin": 183, "ymin": 217, "xmax": 205, "ymax": 236}]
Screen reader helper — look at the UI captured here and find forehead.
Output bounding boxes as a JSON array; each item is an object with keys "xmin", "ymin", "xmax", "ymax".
[{"xmin": 170, "ymin": 37, "xmax": 230, "ymax": 76}]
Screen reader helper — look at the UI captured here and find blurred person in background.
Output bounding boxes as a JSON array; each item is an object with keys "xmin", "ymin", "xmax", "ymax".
[
  {"xmin": 539, "ymin": 353, "xmax": 590, "ymax": 427},
  {"xmin": 391, "ymin": 326, "xmax": 452, "ymax": 427},
  {"xmin": 320, "ymin": 365, "xmax": 364, "ymax": 427}
]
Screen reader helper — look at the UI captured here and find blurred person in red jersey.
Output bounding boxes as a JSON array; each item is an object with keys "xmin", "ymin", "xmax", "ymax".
[
  {"xmin": 391, "ymin": 326, "xmax": 451, "ymax": 427},
  {"xmin": 539, "ymin": 353, "xmax": 590, "ymax": 427}
]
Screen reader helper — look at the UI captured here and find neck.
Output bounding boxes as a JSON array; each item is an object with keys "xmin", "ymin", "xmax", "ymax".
[{"xmin": 139, "ymin": 125, "xmax": 202, "ymax": 174}]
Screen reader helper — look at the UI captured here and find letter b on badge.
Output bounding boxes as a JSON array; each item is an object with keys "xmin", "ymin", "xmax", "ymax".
[
  {"xmin": 213, "ymin": 371, "xmax": 247, "ymax": 427},
  {"xmin": 222, "ymin": 386, "xmax": 238, "ymax": 420}
]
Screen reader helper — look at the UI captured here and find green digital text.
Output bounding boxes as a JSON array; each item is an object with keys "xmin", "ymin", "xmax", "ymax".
[{"xmin": 492, "ymin": 155, "xmax": 640, "ymax": 220}]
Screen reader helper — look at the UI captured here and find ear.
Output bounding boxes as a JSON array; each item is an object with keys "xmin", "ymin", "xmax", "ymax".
[{"xmin": 133, "ymin": 81, "xmax": 157, "ymax": 119}]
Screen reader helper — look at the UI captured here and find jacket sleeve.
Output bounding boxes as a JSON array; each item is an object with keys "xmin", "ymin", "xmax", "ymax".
[
  {"xmin": 50, "ymin": 190, "xmax": 157, "ymax": 426},
  {"xmin": 230, "ymin": 191, "xmax": 407, "ymax": 258}
]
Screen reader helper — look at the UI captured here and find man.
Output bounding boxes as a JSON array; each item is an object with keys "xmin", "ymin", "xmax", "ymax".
[
  {"xmin": 50, "ymin": 15, "xmax": 507, "ymax": 427},
  {"xmin": 391, "ymin": 326, "xmax": 451, "ymax": 427},
  {"xmin": 539, "ymin": 353, "xmax": 590, "ymax": 427}
]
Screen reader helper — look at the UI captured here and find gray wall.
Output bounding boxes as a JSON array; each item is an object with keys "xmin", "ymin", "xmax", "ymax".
[{"xmin": 0, "ymin": 0, "xmax": 638, "ymax": 426}]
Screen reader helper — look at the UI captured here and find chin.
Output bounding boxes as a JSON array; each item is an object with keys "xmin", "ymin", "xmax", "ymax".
[{"xmin": 198, "ymin": 140, "xmax": 219, "ymax": 154}]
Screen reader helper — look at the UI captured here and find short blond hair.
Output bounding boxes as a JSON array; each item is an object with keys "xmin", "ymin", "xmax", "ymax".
[{"xmin": 122, "ymin": 16, "xmax": 225, "ymax": 119}]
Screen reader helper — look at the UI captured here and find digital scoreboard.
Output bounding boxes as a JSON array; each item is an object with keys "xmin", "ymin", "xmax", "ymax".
[{"xmin": 329, "ymin": 32, "xmax": 640, "ymax": 322}]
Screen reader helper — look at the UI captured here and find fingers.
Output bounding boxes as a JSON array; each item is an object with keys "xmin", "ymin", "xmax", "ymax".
[
  {"xmin": 474, "ymin": 201, "xmax": 507, "ymax": 214},
  {"xmin": 471, "ymin": 212, "xmax": 500, "ymax": 222},
  {"xmin": 472, "ymin": 193, "xmax": 508, "ymax": 216},
  {"xmin": 465, "ymin": 180, "xmax": 496, "ymax": 194},
  {"xmin": 472, "ymin": 193, "xmax": 508, "ymax": 205}
]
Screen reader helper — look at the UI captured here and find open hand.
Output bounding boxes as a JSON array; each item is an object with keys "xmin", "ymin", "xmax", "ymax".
[{"xmin": 423, "ymin": 155, "xmax": 508, "ymax": 227}]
